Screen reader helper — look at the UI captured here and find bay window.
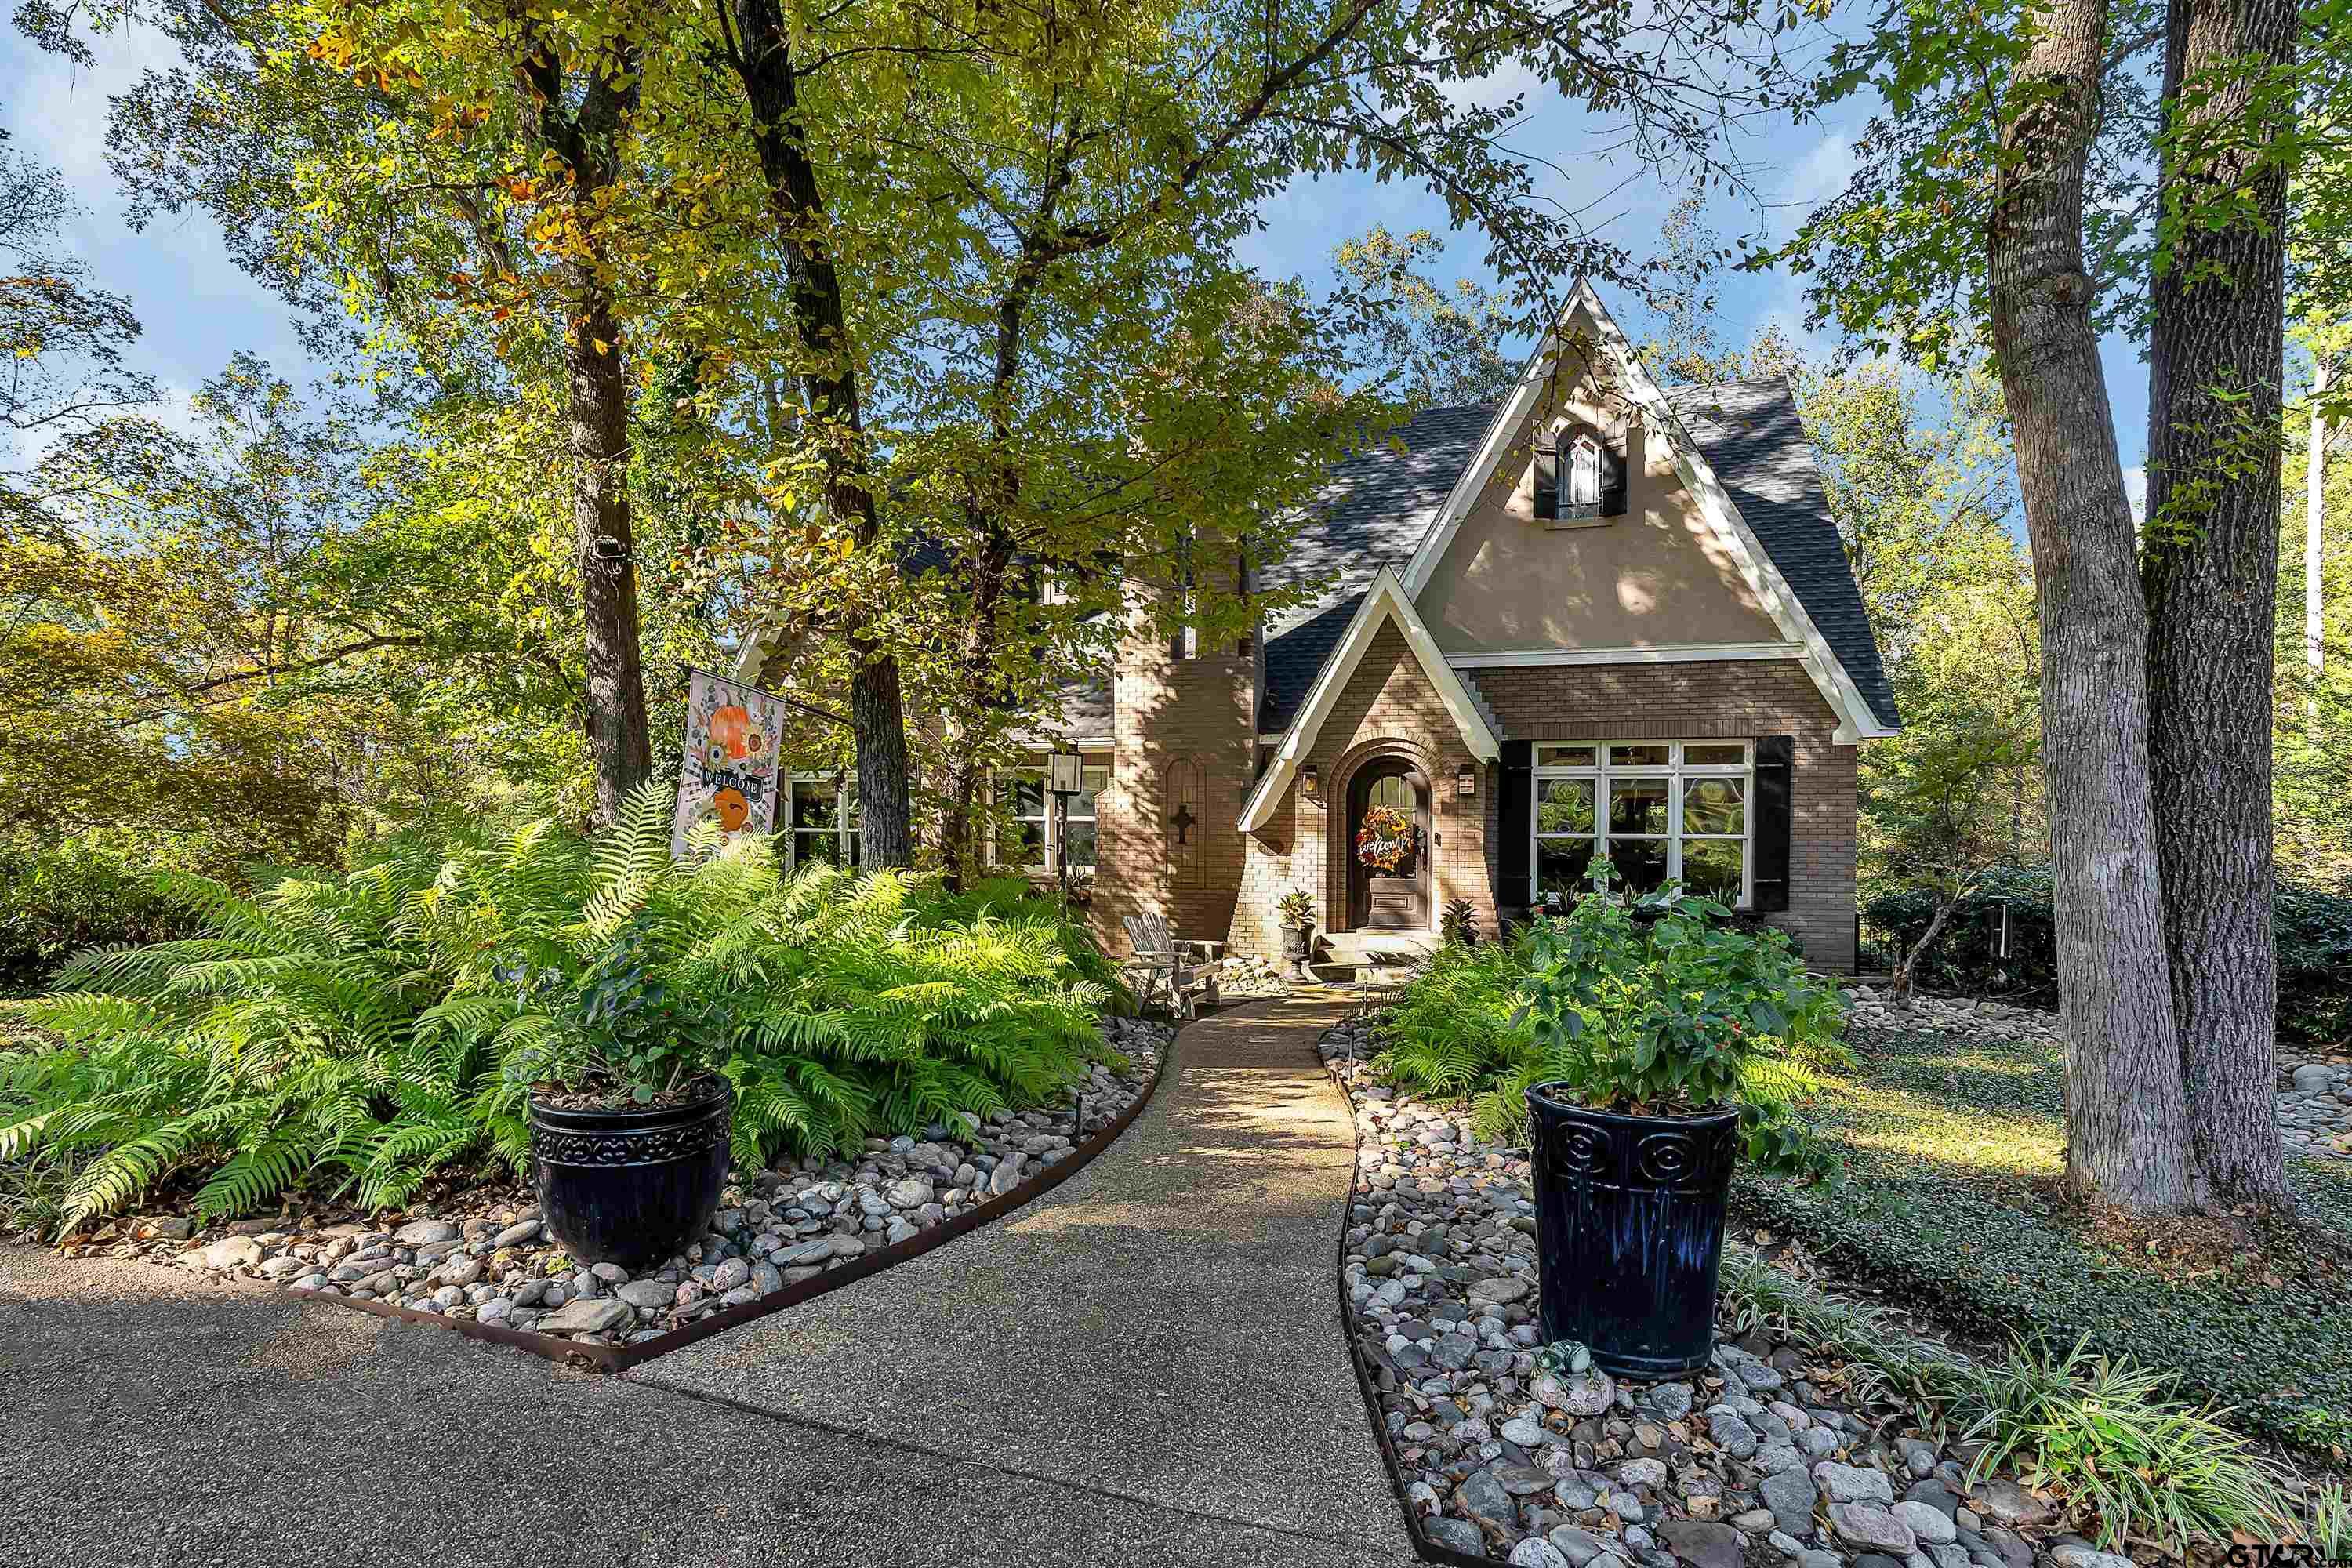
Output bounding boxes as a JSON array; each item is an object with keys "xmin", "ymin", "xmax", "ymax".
[
  {"xmin": 992, "ymin": 754, "xmax": 1109, "ymax": 874},
  {"xmin": 1532, "ymin": 740, "xmax": 1752, "ymax": 905},
  {"xmin": 787, "ymin": 775, "xmax": 860, "ymax": 869}
]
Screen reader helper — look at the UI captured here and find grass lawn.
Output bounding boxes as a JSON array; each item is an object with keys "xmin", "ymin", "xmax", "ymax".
[{"xmin": 1734, "ymin": 1019, "xmax": 2352, "ymax": 1460}]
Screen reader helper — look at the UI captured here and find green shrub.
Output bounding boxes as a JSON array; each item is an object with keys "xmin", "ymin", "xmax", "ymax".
[
  {"xmin": 0, "ymin": 788, "xmax": 1120, "ymax": 1231},
  {"xmin": 1866, "ymin": 868, "xmax": 2352, "ymax": 1044},
  {"xmin": 0, "ymin": 837, "xmax": 204, "ymax": 998},
  {"xmin": 1372, "ymin": 884, "xmax": 1849, "ymax": 1178}
]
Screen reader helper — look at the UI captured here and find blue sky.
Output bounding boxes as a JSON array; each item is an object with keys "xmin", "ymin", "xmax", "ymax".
[{"xmin": 2, "ymin": 16, "xmax": 2151, "ymax": 513}]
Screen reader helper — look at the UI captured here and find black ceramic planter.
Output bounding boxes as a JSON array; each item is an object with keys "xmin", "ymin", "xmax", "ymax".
[
  {"xmin": 1524, "ymin": 1085, "xmax": 1740, "ymax": 1378},
  {"xmin": 529, "ymin": 1080, "xmax": 733, "ymax": 1270}
]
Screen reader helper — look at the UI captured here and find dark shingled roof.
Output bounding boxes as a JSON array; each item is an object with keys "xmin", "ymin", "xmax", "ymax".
[
  {"xmin": 1258, "ymin": 404, "xmax": 1492, "ymax": 732},
  {"xmin": 1662, "ymin": 378, "xmax": 1898, "ymax": 731},
  {"xmin": 1256, "ymin": 379, "xmax": 1899, "ymax": 734}
]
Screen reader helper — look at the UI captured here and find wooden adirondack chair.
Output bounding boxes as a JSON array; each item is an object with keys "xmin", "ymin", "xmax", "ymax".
[{"xmin": 1120, "ymin": 912, "xmax": 1218, "ymax": 1018}]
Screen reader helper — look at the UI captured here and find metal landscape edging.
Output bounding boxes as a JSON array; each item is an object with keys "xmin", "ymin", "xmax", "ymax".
[
  {"xmin": 282, "ymin": 1034, "xmax": 1175, "ymax": 1375},
  {"xmin": 1327, "ymin": 1047, "xmax": 1508, "ymax": 1568}
]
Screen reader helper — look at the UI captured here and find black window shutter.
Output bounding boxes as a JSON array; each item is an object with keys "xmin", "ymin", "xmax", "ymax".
[
  {"xmin": 1533, "ymin": 442, "xmax": 1559, "ymax": 521},
  {"xmin": 1499, "ymin": 740, "xmax": 1534, "ymax": 920},
  {"xmin": 1752, "ymin": 735, "xmax": 1794, "ymax": 913},
  {"xmin": 1600, "ymin": 435, "xmax": 1629, "ymax": 517}
]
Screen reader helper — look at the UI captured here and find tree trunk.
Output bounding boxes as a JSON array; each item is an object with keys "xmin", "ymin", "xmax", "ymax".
[
  {"xmin": 520, "ymin": 53, "xmax": 652, "ymax": 825},
  {"xmin": 569, "ymin": 289, "xmax": 654, "ymax": 824},
  {"xmin": 2141, "ymin": 0, "xmax": 2297, "ymax": 1208},
  {"xmin": 727, "ymin": 0, "xmax": 914, "ymax": 867},
  {"xmin": 2312, "ymin": 353, "xmax": 2332, "ymax": 707},
  {"xmin": 1984, "ymin": 0, "xmax": 2196, "ymax": 1210}
]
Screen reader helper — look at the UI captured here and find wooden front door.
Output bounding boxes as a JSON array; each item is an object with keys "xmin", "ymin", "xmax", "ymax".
[{"xmin": 1348, "ymin": 760, "xmax": 1432, "ymax": 931}]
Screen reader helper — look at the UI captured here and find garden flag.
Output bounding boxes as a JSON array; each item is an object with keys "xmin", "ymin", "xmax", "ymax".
[{"xmin": 671, "ymin": 669, "xmax": 788, "ymax": 856}]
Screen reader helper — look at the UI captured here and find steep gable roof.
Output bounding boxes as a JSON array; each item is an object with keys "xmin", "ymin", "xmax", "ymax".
[
  {"xmin": 1238, "ymin": 566, "xmax": 1501, "ymax": 833},
  {"xmin": 1261, "ymin": 284, "xmax": 1899, "ymax": 740},
  {"xmin": 1258, "ymin": 404, "xmax": 1490, "ymax": 732}
]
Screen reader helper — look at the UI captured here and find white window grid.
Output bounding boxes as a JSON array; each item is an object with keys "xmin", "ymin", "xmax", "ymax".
[
  {"xmin": 1531, "ymin": 740, "xmax": 1754, "ymax": 907},
  {"xmin": 786, "ymin": 773, "xmax": 860, "ymax": 870},
  {"xmin": 990, "ymin": 754, "xmax": 1109, "ymax": 874}
]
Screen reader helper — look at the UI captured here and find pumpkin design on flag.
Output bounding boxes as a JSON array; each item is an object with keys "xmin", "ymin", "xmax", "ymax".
[
  {"xmin": 712, "ymin": 787, "xmax": 751, "ymax": 832},
  {"xmin": 709, "ymin": 704, "xmax": 753, "ymax": 760}
]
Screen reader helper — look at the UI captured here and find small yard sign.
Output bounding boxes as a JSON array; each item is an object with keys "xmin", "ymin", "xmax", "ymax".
[{"xmin": 672, "ymin": 668, "xmax": 789, "ymax": 856}]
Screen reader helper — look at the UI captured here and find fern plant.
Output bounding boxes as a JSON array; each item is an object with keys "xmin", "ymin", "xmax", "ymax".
[{"xmin": 1, "ymin": 784, "xmax": 1120, "ymax": 1232}]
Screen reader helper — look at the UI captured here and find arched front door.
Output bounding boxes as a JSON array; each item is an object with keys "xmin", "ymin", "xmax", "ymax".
[{"xmin": 1347, "ymin": 759, "xmax": 1432, "ymax": 931}]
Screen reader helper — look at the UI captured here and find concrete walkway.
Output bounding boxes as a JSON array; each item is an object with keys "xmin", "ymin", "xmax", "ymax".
[
  {"xmin": 632, "ymin": 995, "xmax": 1415, "ymax": 1566},
  {"xmin": 1, "ymin": 997, "xmax": 1417, "ymax": 1568}
]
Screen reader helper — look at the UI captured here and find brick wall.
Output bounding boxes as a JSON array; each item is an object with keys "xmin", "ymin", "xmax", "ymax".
[
  {"xmin": 1468, "ymin": 659, "xmax": 1859, "ymax": 971},
  {"xmin": 1095, "ymin": 617, "xmax": 1861, "ymax": 974},
  {"xmin": 1087, "ymin": 604, "xmax": 1257, "ymax": 960}
]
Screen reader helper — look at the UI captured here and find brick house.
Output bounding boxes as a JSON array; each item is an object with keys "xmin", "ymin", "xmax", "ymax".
[{"xmin": 910, "ymin": 282, "xmax": 1898, "ymax": 972}]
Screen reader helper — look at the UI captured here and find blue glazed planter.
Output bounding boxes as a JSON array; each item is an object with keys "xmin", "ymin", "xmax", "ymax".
[
  {"xmin": 1524, "ymin": 1085, "xmax": 1740, "ymax": 1378},
  {"xmin": 529, "ymin": 1080, "xmax": 732, "ymax": 1271}
]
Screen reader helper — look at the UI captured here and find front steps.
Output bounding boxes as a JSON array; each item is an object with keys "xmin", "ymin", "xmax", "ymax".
[{"xmin": 1307, "ymin": 931, "xmax": 1436, "ymax": 988}]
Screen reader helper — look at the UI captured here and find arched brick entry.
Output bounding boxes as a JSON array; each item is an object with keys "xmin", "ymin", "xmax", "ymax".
[{"xmin": 1326, "ymin": 738, "xmax": 1441, "ymax": 935}]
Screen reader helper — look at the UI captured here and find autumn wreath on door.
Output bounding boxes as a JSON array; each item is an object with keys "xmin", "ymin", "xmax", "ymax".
[{"xmin": 1356, "ymin": 804, "xmax": 1417, "ymax": 873}]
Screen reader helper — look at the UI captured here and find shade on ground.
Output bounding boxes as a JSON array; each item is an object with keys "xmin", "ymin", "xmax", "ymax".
[
  {"xmin": 631, "ymin": 995, "xmax": 1415, "ymax": 1563},
  {"xmin": 0, "ymin": 996, "xmax": 1417, "ymax": 1568}
]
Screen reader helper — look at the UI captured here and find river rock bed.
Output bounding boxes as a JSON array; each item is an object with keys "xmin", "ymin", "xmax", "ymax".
[
  {"xmin": 1319, "ymin": 1012, "xmax": 2125, "ymax": 1568},
  {"xmin": 78, "ymin": 1018, "xmax": 1167, "ymax": 1348},
  {"xmin": 1841, "ymin": 986, "xmax": 2352, "ymax": 1165}
]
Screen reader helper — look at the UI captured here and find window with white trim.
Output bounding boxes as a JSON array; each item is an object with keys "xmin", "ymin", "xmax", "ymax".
[
  {"xmin": 1532, "ymin": 741, "xmax": 1752, "ymax": 905},
  {"xmin": 992, "ymin": 754, "xmax": 1109, "ymax": 873},
  {"xmin": 787, "ymin": 774, "xmax": 861, "ymax": 869}
]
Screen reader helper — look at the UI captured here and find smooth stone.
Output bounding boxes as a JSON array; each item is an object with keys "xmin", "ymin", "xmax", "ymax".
[
  {"xmin": 1893, "ymin": 1501, "xmax": 1958, "ymax": 1545},
  {"xmin": 1830, "ymin": 1504, "xmax": 1917, "ymax": 1553},
  {"xmin": 1658, "ymin": 1520, "xmax": 1744, "ymax": 1568},
  {"xmin": 2293, "ymin": 1063, "xmax": 2333, "ymax": 1091},
  {"xmin": 615, "ymin": 1279, "xmax": 674, "ymax": 1310},
  {"xmin": 1548, "ymin": 1526, "xmax": 1612, "ymax": 1567},
  {"xmin": 1966, "ymin": 1480, "xmax": 2053, "ymax": 1526},
  {"xmin": 535, "ymin": 1297, "xmax": 631, "ymax": 1335},
  {"xmin": 1760, "ymin": 1467, "xmax": 1820, "ymax": 1532},
  {"xmin": 1814, "ymin": 1461, "xmax": 1896, "ymax": 1504},
  {"xmin": 1468, "ymin": 1275, "xmax": 1532, "ymax": 1308},
  {"xmin": 392, "ymin": 1219, "xmax": 456, "ymax": 1247},
  {"xmin": 2048, "ymin": 1548, "xmax": 2133, "ymax": 1568},
  {"xmin": 255, "ymin": 1254, "xmax": 309, "ymax": 1280},
  {"xmin": 1457, "ymin": 1466, "xmax": 1521, "ymax": 1537},
  {"xmin": 1427, "ymin": 1518, "xmax": 1488, "ymax": 1555},
  {"xmin": 493, "ymin": 1220, "xmax": 541, "ymax": 1247},
  {"xmin": 1707, "ymin": 1406, "xmax": 1760, "ymax": 1457},
  {"xmin": 194, "ymin": 1236, "xmax": 264, "ymax": 1272},
  {"xmin": 1510, "ymin": 1541, "xmax": 1572, "ymax": 1568}
]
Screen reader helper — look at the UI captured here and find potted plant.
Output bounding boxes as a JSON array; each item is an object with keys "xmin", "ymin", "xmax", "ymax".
[
  {"xmin": 1517, "ymin": 862, "xmax": 1844, "ymax": 1377},
  {"xmin": 1276, "ymin": 889, "xmax": 1317, "ymax": 978},
  {"xmin": 503, "ymin": 920, "xmax": 735, "ymax": 1270}
]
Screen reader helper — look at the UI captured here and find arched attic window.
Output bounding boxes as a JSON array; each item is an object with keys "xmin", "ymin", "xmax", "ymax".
[{"xmin": 1533, "ymin": 423, "xmax": 1628, "ymax": 523}]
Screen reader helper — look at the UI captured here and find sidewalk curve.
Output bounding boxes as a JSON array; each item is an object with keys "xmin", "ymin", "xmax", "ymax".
[{"xmin": 631, "ymin": 994, "xmax": 1416, "ymax": 1564}]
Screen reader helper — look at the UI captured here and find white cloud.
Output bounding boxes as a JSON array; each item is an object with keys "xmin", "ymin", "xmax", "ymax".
[{"xmin": 2122, "ymin": 466, "xmax": 2147, "ymax": 523}]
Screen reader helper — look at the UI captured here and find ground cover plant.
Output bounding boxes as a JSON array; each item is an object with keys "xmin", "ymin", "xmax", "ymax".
[
  {"xmin": 1370, "ymin": 885, "xmax": 1849, "ymax": 1178},
  {"xmin": 1719, "ymin": 1250, "xmax": 2300, "ymax": 1551},
  {"xmin": 1732, "ymin": 1018, "xmax": 2352, "ymax": 1458},
  {"xmin": 0, "ymin": 788, "xmax": 1122, "ymax": 1234}
]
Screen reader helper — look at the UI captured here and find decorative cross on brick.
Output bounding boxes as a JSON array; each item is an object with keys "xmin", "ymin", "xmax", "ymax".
[{"xmin": 1171, "ymin": 802, "xmax": 1196, "ymax": 845}]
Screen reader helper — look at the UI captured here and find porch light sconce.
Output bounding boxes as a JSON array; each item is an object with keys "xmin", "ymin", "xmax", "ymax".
[
  {"xmin": 1300, "ymin": 764, "xmax": 1321, "ymax": 804},
  {"xmin": 1457, "ymin": 764, "xmax": 1477, "ymax": 798}
]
